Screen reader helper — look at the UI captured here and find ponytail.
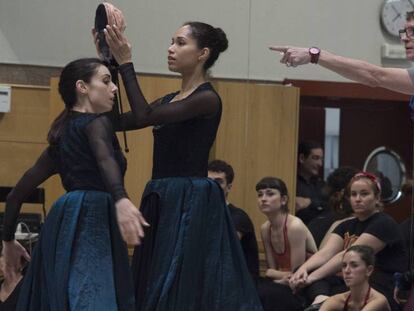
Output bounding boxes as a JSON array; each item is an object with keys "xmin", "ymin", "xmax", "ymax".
[{"xmin": 47, "ymin": 109, "xmax": 70, "ymax": 145}]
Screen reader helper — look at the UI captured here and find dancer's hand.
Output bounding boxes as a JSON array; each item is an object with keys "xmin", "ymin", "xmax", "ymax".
[
  {"xmin": 393, "ymin": 286, "xmax": 407, "ymax": 305},
  {"xmin": 2, "ymin": 240, "xmax": 30, "ymax": 282},
  {"xmin": 104, "ymin": 24, "xmax": 132, "ymax": 65},
  {"xmin": 274, "ymin": 274, "xmax": 291, "ymax": 286},
  {"xmin": 115, "ymin": 198, "xmax": 149, "ymax": 246},
  {"xmin": 269, "ymin": 46, "xmax": 311, "ymax": 67},
  {"xmin": 289, "ymin": 265, "xmax": 308, "ymax": 290}
]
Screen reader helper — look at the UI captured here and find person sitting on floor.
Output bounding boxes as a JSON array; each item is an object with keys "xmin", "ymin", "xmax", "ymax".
[
  {"xmin": 320, "ymin": 245, "xmax": 390, "ymax": 311},
  {"xmin": 0, "ymin": 243, "xmax": 27, "ymax": 310},
  {"xmin": 208, "ymin": 159, "xmax": 260, "ymax": 281},
  {"xmin": 256, "ymin": 177, "xmax": 317, "ymax": 311}
]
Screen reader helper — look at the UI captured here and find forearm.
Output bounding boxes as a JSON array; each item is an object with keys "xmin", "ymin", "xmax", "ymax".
[
  {"xmin": 318, "ymin": 50, "xmax": 383, "ymax": 88},
  {"xmin": 308, "ymin": 251, "xmax": 343, "ymax": 282},
  {"xmin": 319, "ymin": 50, "xmax": 414, "ymax": 94},
  {"xmin": 118, "ymin": 62, "xmax": 151, "ymax": 127},
  {"xmin": 98, "ymin": 157, "xmax": 128, "ymax": 202},
  {"xmin": 3, "ymin": 196, "xmax": 22, "ymax": 241},
  {"xmin": 3, "ymin": 150, "xmax": 55, "ymax": 241},
  {"xmin": 266, "ymin": 268, "xmax": 291, "ymax": 280},
  {"xmin": 298, "ymin": 251, "xmax": 330, "ymax": 274}
]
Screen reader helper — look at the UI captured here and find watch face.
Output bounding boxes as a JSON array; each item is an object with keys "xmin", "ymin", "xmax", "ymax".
[
  {"xmin": 381, "ymin": 0, "xmax": 413, "ymax": 37},
  {"xmin": 310, "ymin": 47, "xmax": 320, "ymax": 54}
]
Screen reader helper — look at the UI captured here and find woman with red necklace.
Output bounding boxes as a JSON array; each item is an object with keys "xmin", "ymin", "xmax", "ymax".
[{"xmin": 320, "ymin": 245, "xmax": 390, "ymax": 311}]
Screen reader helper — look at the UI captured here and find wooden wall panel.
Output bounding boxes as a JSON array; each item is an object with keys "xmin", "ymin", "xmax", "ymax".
[
  {"xmin": 0, "ymin": 86, "xmax": 49, "ymax": 143},
  {"xmin": 0, "ymin": 142, "xmax": 46, "ymax": 186},
  {"xmin": 213, "ymin": 82, "xmax": 300, "ymax": 238},
  {"xmin": 212, "ymin": 81, "xmax": 249, "ymax": 211},
  {"xmin": 244, "ymin": 84, "xmax": 299, "ymax": 234},
  {"xmin": 0, "ymin": 85, "xmax": 50, "ymax": 214}
]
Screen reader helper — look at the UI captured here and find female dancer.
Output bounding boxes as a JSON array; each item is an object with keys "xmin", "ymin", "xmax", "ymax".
[
  {"xmin": 256, "ymin": 177, "xmax": 316, "ymax": 311},
  {"xmin": 2, "ymin": 58, "xmax": 148, "ymax": 310},
  {"xmin": 290, "ymin": 172, "xmax": 406, "ymax": 311},
  {"xmin": 257, "ymin": 177, "xmax": 317, "ymax": 284},
  {"xmin": 103, "ymin": 21, "xmax": 263, "ymax": 310},
  {"xmin": 320, "ymin": 245, "xmax": 390, "ymax": 311}
]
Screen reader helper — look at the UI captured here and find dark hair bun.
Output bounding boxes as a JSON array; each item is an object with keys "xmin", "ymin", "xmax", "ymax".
[
  {"xmin": 214, "ymin": 27, "xmax": 228, "ymax": 53},
  {"xmin": 184, "ymin": 21, "xmax": 229, "ymax": 70}
]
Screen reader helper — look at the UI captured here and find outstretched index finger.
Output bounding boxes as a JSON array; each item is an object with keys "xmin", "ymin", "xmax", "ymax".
[{"xmin": 269, "ymin": 46, "xmax": 289, "ymax": 53}]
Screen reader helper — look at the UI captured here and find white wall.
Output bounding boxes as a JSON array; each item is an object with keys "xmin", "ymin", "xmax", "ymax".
[
  {"xmin": 0, "ymin": 0, "xmax": 411, "ymax": 82},
  {"xmin": 0, "ymin": 28, "xmax": 18, "ymax": 63}
]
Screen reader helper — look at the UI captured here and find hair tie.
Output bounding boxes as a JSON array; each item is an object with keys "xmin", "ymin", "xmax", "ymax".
[{"xmin": 352, "ymin": 172, "xmax": 382, "ymax": 193}]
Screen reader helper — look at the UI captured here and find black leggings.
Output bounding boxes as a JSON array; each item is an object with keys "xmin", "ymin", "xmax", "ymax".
[{"xmin": 256, "ymin": 277, "xmax": 304, "ymax": 311}]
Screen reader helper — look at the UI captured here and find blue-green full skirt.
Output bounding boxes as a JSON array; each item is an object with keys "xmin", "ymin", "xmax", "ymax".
[
  {"xmin": 131, "ymin": 177, "xmax": 263, "ymax": 311},
  {"xmin": 17, "ymin": 190, "xmax": 134, "ymax": 311}
]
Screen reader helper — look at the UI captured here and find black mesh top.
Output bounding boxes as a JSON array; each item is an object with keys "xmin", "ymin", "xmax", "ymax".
[
  {"xmin": 3, "ymin": 113, "xmax": 127, "ymax": 240},
  {"xmin": 117, "ymin": 63, "xmax": 222, "ymax": 179},
  {"xmin": 52, "ymin": 112, "xmax": 127, "ymax": 198}
]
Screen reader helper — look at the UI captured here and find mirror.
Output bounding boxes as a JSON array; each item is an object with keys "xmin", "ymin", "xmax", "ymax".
[{"xmin": 363, "ymin": 147, "xmax": 406, "ymax": 204}]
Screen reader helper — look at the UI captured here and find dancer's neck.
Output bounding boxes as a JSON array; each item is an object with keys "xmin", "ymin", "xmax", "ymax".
[{"xmin": 348, "ymin": 282, "xmax": 370, "ymax": 307}]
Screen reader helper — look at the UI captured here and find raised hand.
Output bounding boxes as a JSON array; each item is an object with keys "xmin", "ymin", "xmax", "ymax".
[
  {"xmin": 115, "ymin": 198, "xmax": 149, "ymax": 246},
  {"xmin": 269, "ymin": 46, "xmax": 311, "ymax": 67},
  {"xmin": 104, "ymin": 25, "xmax": 132, "ymax": 65}
]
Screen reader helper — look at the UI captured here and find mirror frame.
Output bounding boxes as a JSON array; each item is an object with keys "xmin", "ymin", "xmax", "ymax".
[{"xmin": 363, "ymin": 146, "xmax": 406, "ymax": 204}]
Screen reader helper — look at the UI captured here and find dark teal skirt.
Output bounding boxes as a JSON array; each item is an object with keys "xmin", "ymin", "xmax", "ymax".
[
  {"xmin": 17, "ymin": 190, "xmax": 134, "ymax": 311},
  {"xmin": 131, "ymin": 177, "xmax": 263, "ymax": 311}
]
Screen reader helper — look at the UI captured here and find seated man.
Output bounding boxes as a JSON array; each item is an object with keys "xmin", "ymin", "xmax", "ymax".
[
  {"xmin": 208, "ymin": 160, "xmax": 259, "ymax": 280},
  {"xmin": 296, "ymin": 141, "xmax": 326, "ymax": 224}
]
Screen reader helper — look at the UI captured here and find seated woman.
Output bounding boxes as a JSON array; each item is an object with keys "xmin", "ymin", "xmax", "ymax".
[
  {"xmin": 256, "ymin": 177, "xmax": 316, "ymax": 311},
  {"xmin": 320, "ymin": 245, "xmax": 390, "ymax": 311},
  {"xmin": 258, "ymin": 176, "xmax": 317, "ymax": 284},
  {"xmin": 290, "ymin": 172, "xmax": 407, "ymax": 311},
  {"xmin": 0, "ymin": 244, "xmax": 26, "ymax": 310}
]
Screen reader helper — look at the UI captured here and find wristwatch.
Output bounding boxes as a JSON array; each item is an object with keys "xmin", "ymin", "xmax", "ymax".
[{"xmin": 309, "ymin": 47, "xmax": 320, "ymax": 64}]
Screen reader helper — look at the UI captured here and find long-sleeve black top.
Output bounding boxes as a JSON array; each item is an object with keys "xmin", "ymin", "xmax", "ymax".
[
  {"xmin": 116, "ymin": 63, "xmax": 222, "ymax": 178},
  {"xmin": 3, "ymin": 113, "xmax": 127, "ymax": 241}
]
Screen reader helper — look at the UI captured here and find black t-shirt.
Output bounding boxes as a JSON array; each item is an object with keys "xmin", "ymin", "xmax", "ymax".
[
  {"xmin": 306, "ymin": 210, "xmax": 337, "ymax": 248},
  {"xmin": 333, "ymin": 212, "xmax": 407, "ymax": 273},
  {"xmin": 400, "ymin": 218, "xmax": 413, "ymax": 251},
  {"xmin": 296, "ymin": 174, "xmax": 326, "ymax": 224},
  {"xmin": 0, "ymin": 278, "xmax": 22, "ymax": 310},
  {"xmin": 228, "ymin": 204, "xmax": 259, "ymax": 279}
]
